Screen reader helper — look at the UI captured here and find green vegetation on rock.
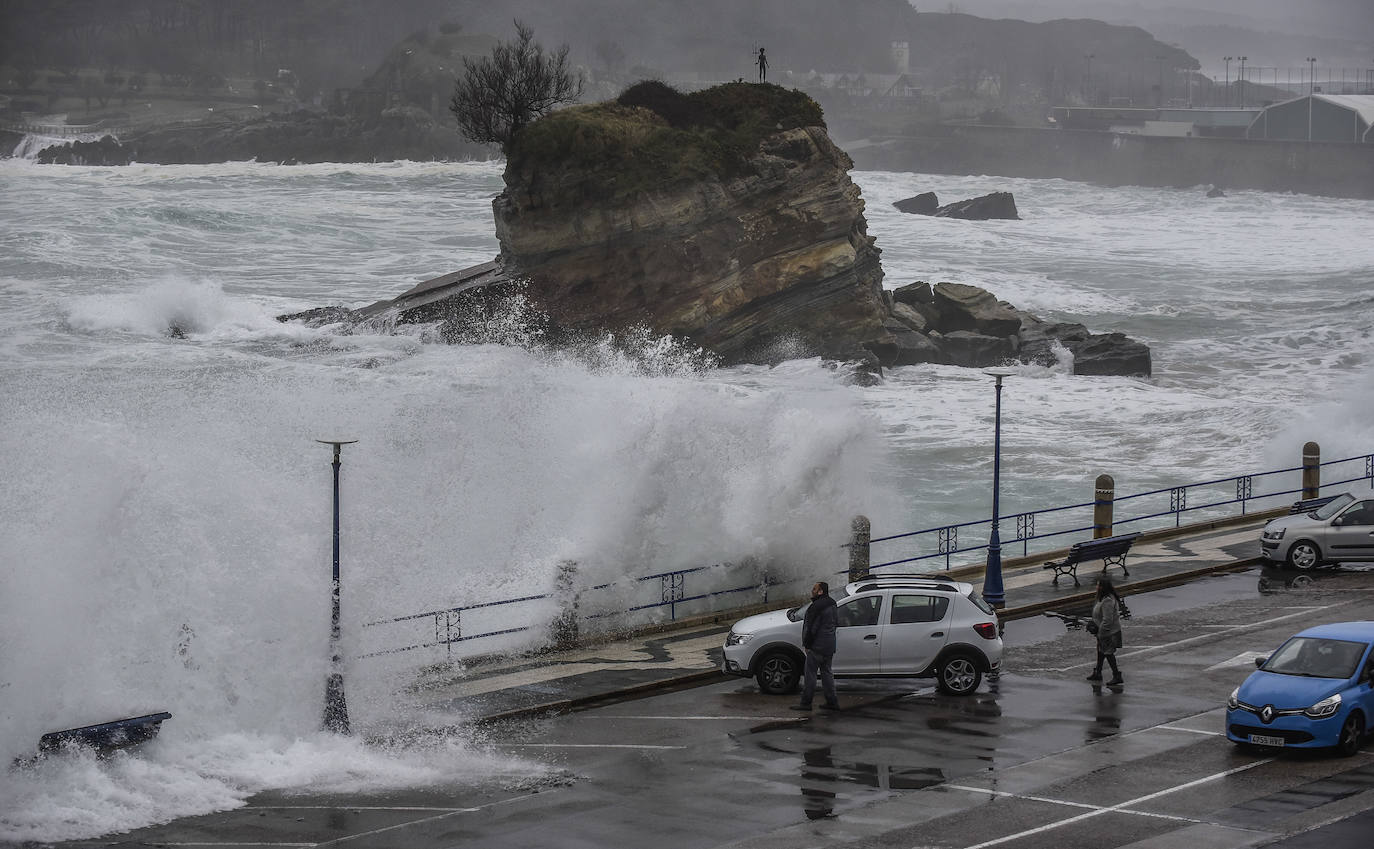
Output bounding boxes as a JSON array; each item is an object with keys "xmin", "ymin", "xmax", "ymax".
[{"xmin": 506, "ymin": 81, "xmax": 826, "ymax": 199}]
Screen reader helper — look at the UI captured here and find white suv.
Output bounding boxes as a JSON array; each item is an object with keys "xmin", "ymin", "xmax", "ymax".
[{"xmin": 721, "ymin": 576, "xmax": 1002, "ymax": 696}]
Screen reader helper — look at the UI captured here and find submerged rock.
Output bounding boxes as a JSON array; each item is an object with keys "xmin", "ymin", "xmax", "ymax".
[
  {"xmin": 893, "ymin": 191, "xmax": 939, "ymax": 214},
  {"xmin": 933, "ymin": 191, "xmax": 1020, "ymax": 220}
]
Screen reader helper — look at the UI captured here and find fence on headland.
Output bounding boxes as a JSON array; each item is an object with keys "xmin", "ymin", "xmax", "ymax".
[
  {"xmin": 0, "ymin": 119, "xmax": 130, "ymax": 138},
  {"xmin": 356, "ymin": 441, "xmax": 1372, "ymax": 666},
  {"xmin": 859, "ymin": 442, "xmax": 1370, "ymax": 574}
]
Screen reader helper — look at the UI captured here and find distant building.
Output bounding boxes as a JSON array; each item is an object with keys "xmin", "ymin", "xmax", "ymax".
[
  {"xmin": 1246, "ymin": 94, "xmax": 1374, "ymax": 143},
  {"xmin": 891, "ymin": 42, "xmax": 910, "ymax": 75}
]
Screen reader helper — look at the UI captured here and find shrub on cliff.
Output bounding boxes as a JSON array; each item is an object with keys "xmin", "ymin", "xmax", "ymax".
[
  {"xmin": 507, "ymin": 81, "xmax": 826, "ymax": 198},
  {"xmin": 449, "ymin": 20, "xmax": 584, "ymax": 153}
]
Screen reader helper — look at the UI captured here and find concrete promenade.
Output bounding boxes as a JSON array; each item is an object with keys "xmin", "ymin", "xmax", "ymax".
[{"xmin": 401, "ymin": 516, "xmax": 1266, "ymax": 730}]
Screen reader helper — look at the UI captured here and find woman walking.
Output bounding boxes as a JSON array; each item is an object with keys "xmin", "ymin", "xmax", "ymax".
[{"xmin": 1087, "ymin": 577, "xmax": 1124, "ymax": 685}]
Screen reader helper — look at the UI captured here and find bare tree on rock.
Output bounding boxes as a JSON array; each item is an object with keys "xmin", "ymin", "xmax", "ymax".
[{"xmin": 449, "ymin": 20, "xmax": 583, "ymax": 154}]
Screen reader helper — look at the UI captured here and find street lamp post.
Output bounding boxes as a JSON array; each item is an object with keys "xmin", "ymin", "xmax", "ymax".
[
  {"xmin": 317, "ymin": 438, "xmax": 358, "ymax": 735},
  {"xmin": 1238, "ymin": 56, "xmax": 1247, "ymax": 107},
  {"xmin": 1307, "ymin": 57, "xmax": 1317, "ymax": 142},
  {"xmin": 1224, "ymin": 57, "xmax": 1232, "ymax": 107},
  {"xmin": 981, "ymin": 367, "xmax": 1016, "ymax": 608}
]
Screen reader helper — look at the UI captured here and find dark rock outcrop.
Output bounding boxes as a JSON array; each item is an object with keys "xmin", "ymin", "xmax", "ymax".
[
  {"xmin": 34, "ymin": 135, "xmax": 133, "ymax": 165},
  {"xmin": 883, "ymin": 281, "xmax": 1151, "ymax": 375},
  {"xmin": 934, "ymin": 191, "xmax": 1020, "ymax": 220},
  {"xmin": 36, "ymin": 108, "xmax": 492, "ymax": 165},
  {"xmin": 893, "ymin": 192, "xmax": 939, "ymax": 214}
]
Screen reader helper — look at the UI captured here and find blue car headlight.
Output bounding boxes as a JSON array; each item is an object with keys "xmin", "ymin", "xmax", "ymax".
[
  {"xmin": 1305, "ymin": 693, "xmax": 1342, "ymax": 718},
  {"xmin": 1227, "ymin": 688, "xmax": 1240, "ymax": 710}
]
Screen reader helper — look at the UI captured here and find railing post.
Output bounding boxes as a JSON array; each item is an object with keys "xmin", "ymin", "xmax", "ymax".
[
  {"xmin": 1094, "ymin": 474, "xmax": 1114, "ymax": 538},
  {"xmin": 548, "ymin": 559, "xmax": 579, "ymax": 650},
  {"xmin": 848, "ymin": 515, "xmax": 871, "ymax": 582},
  {"xmin": 1302, "ymin": 441, "xmax": 1321, "ymax": 499}
]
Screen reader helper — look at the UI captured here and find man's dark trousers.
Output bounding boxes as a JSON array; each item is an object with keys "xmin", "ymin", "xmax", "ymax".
[{"xmin": 801, "ymin": 647, "xmax": 837, "ymax": 707}]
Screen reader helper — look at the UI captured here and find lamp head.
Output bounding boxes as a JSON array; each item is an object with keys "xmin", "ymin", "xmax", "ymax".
[{"xmin": 983, "ymin": 367, "xmax": 1017, "ymax": 384}]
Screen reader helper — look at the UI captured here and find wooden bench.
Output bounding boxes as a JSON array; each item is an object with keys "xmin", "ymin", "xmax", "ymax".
[{"xmin": 1042, "ymin": 532, "xmax": 1141, "ymax": 586}]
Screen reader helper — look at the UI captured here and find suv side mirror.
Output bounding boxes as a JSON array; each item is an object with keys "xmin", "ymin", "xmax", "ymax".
[
  {"xmin": 1254, "ymin": 656, "xmax": 1268, "ymax": 669},
  {"xmin": 1332, "ymin": 517, "xmax": 1344, "ymax": 526}
]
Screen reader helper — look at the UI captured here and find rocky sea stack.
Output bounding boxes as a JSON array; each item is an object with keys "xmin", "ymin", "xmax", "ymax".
[
  {"xmin": 489, "ymin": 81, "xmax": 889, "ymax": 365},
  {"xmin": 293, "ymin": 81, "xmax": 1150, "ymax": 376}
]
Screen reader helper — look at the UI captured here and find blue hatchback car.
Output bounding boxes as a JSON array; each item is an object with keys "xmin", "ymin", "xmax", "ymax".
[{"xmin": 1226, "ymin": 622, "xmax": 1374, "ymax": 756}]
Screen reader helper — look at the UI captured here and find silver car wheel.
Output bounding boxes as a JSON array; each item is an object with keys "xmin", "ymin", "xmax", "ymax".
[
  {"xmin": 1287, "ymin": 540, "xmax": 1321, "ymax": 570},
  {"xmin": 937, "ymin": 656, "xmax": 981, "ymax": 695}
]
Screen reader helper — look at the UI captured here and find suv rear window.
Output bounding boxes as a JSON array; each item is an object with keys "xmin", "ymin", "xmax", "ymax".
[
  {"xmin": 891, "ymin": 594, "xmax": 950, "ymax": 624},
  {"xmin": 967, "ymin": 591, "xmax": 996, "ymax": 616}
]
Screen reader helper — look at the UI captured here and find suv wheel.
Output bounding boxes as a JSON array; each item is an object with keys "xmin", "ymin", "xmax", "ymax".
[
  {"xmin": 1286, "ymin": 539, "xmax": 1322, "ymax": 570},
  {"xmin": 936, "ymin": 654, "xmax": 982, "ymax": 695},
  {"xmin": 755, "ymin": 649, "xmax": 801, "ymax": 694}
]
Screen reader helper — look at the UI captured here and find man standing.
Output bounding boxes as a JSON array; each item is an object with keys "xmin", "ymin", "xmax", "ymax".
[
  {"xmin": 756, "ymin": 47, "xmax": 769, "ymax": 83},
  {"xmin": 793, "ymin": 581, "xmax": 839, "ymax": 711}
]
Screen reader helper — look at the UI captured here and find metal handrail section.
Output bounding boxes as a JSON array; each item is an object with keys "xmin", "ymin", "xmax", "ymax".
[
  {"xmin": 359, "ymin": 563, "xmax": 788, "ymax": 661},
  {"xmin": 356, "ymin": 452, "xmax": 1373, "ymax": 663},
  {"xmin": 870, "ymin": 452, "xmax": 1373, "ymax": 572}
]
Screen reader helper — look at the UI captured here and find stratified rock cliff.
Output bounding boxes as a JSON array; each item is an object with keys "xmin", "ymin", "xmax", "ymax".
[
  {"xmin": 287, "ymin": 82, "xmax": 1150, "ymax": 376},
  {"xmin": 490, "ymin": 82, "xmax": 890, "ymax": 366}
]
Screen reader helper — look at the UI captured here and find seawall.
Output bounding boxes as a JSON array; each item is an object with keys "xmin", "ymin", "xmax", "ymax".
[{"xmin": 848, "ymin": 125, "xmax": 1374, "ymax": 200}]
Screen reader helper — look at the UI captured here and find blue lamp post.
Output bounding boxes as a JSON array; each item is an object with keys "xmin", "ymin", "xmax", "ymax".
[
  {"xmin": 982, "ymin": 368, "xmax": 1016, "ymax": 608},
  {"xmin": 317, "ymin": 438, "xmax": 357, "ymax": 735}
]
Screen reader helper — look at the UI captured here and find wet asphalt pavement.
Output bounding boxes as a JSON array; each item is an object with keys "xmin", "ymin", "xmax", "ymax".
[{"xmin": 34, "ymin": 563, "xmax": 1374, "ymax": 849}]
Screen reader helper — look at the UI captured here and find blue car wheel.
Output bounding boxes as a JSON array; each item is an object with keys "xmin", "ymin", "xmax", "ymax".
[{"xmin": 1336, "ymin": 711, "xmax": 1365, "ymax": 757}]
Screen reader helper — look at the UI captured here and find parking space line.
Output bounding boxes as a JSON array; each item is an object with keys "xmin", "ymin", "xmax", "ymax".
[
  {"xmin": 310, "ymin": 792, "xmax": 546, "ymax": 847},
  {"xmin": 1044, "ymin": 605, "xmax": 1343, "ymax": 672},
  {"xmin": 942, "ymin": 785, "xmax": 1205, "ymax": 823},
  {"xmin": 1156, "ymin": 725, "xmax": 1223, "ymax": 736},
  {"xmin": 245, "ymin": 806, "xmax": 476, "ymax": 812},
  {"xmin": 939, "ymin": 759, "xmax": 1271, "ymax": 849},
  {"xmin": 584, "ymin": 715, "xmax": 797, "ymax": 721},
  {"xmin": 500, "ymin": 743, "xmax": 688, "ymax": 749}
]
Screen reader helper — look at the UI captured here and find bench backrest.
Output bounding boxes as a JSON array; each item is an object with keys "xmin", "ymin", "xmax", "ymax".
[{"xmin": 1070, "ymin": 532, "xmax": 1141, "ymax": 558}]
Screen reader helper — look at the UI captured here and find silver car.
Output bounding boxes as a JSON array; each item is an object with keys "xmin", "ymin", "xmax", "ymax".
[
  {"xmin": 720, "ymin": 576, "xmax": 1002, "ymax": 696},
  {"xmin": 1260, "ymin": 492, "xmax": 1374, "ymax": 569}
]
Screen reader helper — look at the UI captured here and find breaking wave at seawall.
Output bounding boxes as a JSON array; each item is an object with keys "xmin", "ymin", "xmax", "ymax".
[{"xmin": 3, "ymin": 159, "xmax": 1374, "ymax": 840}]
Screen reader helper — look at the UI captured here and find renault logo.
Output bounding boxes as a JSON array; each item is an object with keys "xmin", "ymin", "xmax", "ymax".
[{"xmin": 1260, "ymin": 705, "xmax": 1275, "ymax": 723}]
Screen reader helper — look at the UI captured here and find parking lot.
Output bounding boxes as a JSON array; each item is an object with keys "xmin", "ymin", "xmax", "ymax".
[{"xmin": 40, "ymin": 565, "xmax": 1374, "ymax": 849}]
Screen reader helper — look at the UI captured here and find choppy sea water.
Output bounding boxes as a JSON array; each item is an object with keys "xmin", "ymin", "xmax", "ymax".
[{"xmin": 1, "ymin": 156, "xmax": 1372, "ymax": 841}]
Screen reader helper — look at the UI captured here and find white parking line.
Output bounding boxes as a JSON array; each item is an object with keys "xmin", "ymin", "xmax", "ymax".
[
  {"xmin": 942, "ymin": 785, "xmax": 1204, "ymax": 823},
  {"xmin": 584, "ymin": 715, "xmax": 799, "ymax": 721},
  {"xmin": 1156, "ymin": 725, "xmax": 1223, "ymax": 736},
  {"xmin": 940, "ymin": 759, "xmax": 1271, "ymax": 849},
  {"xmin": 1048, "ymin": 604, "xmax": 1343, "ymax": 672},
  {"xmin": 311, "ymin": 791, "xmax": 546, "ymax": 847},
  {"xmin": 501, "ymin": 743, "xmax": 688, "ymax": 749}
]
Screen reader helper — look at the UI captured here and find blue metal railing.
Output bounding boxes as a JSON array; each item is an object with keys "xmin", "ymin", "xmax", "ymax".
[
  {"xmin": 867, "ymin": 452, "xmax": 1373, "ymax": 575},
  {"xmin": 360, "ymin": 562, "xmax": 789, "ymax": 662},
  {"xmin": 358, "ymin": 451, "xmax": 1372, "ymax": 663}
]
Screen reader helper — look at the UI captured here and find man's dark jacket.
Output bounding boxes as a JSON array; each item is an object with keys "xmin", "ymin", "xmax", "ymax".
[{"xmin": 802, "ymin": 593, "xmax": 838, "ymax": 655}]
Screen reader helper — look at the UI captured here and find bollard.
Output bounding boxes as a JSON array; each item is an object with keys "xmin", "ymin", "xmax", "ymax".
[
  {"xmin": 1302, "ymin": 441, "xmax": 1321, "ymax": 499},
  {"xmin": 548, "ymin": 559, "xmax": 580, "ymax": 650},
  {"xmin": 848, "ymin": 515, "xmax": 871, "ymax": 582},
  {"xmin": 1093, "ymin": 474, "xmax": 1115, "ymax": 539}
]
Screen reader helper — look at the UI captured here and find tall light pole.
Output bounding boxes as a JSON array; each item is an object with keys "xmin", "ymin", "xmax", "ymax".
[
  {"xmin": 1083, "ymin": 52, "xmax": 1095, "ymax": 104},
  {"xmin": 981, "ymin": 367, "xmax": 1016, "ymax": 609},
  {"xmin": 317, "ymin": 438, "xmax": 357, "ymax": 735},
  {"xmin": 1224, "ymin": 57, "xmax": 1232, "ymax": 107},
  {"xmin": 1307, "ymin": 57, "xmax": 1317, "ymax": 142},
  {"xmin": 1238, "ymin": 56, "xmax": 1247, "ymax": 107}
]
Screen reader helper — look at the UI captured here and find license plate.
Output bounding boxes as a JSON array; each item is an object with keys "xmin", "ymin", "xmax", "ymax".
[{"xmin": 1249, "ymin": 734, "xmax": 1285, "ymax": 747}]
